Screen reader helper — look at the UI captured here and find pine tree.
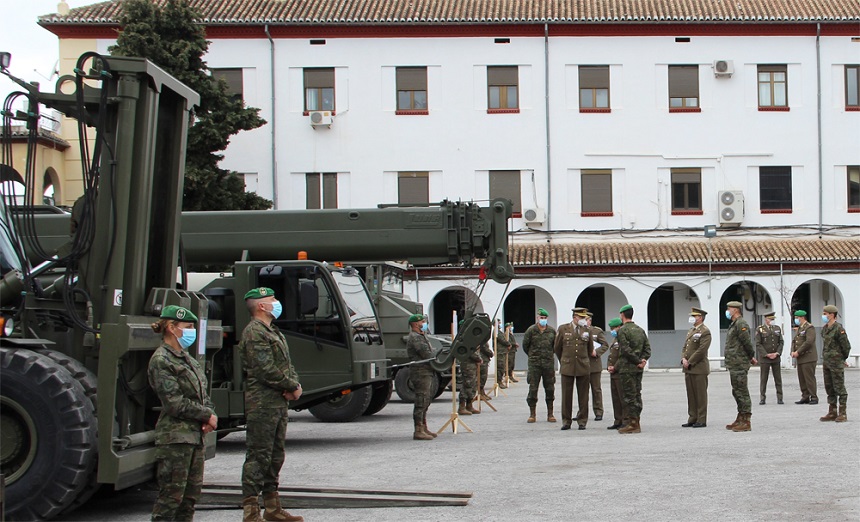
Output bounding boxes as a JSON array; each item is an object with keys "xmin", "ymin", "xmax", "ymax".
[{"xmin": 109, "ymin": 0, "xmax": 271, "ymax": 211}]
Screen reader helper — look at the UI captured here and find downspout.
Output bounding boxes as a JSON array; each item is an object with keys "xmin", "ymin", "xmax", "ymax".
[
  {"xmin": 544, "ymin": 23, "xmax": 552, "ymax": 230},
  {"xmin": 265, "ymin": 24, "xmax": 278, "ymax": 209},
  {"xmin": 816, "ymin": 23, "xmax": 822, "ymax": 238}
]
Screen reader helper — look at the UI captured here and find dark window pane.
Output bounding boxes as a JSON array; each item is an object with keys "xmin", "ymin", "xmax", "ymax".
[
  {"xmin": 306, "ymin": 173, "xmax": 321, "ymax": 209},
  {"xmin": 759, "ymin": 166, "xmax": 792, "ymax": 210},
  {"xmin": 489, "ymin": 170, "xmax": 521, "ymax": 213}
]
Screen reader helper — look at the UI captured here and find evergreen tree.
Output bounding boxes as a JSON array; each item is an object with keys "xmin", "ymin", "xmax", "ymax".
[{"xmin": 109, "ymin": 0, "xmax": 271, "ymax": 211}]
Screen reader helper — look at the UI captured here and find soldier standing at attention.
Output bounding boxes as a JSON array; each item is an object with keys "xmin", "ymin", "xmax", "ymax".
[
  {"xmin": 605, "ymin": 318, "xmax": 626, "ymax": 430},
  {"xmin": 586, "ymin": 311, "xmax": 609, "ymax": 421},
  {"xmin": 755, "ymin": 312, "xmax": 784, "ymax": 405},
  {"xmin": 406, "ymin": 314, "xmax": 437, "ymax": 440},
  {"xmin": 148, "ymin": 305, "xmax": 217, "ymax": 522},
  {"xmin": 819, "ymin": 305, "xmax": 851, "ymax": 423},
  {"xmin": 615, "ymin": 304, "xmax": 650, "ymax": 434},
  {"xmin": 239, "ymin": 288, "xmax": 304, "ymax": 522},
  {"xmin": 495, "ymin": 324, "xmax": 514, "ymax": 388},
  {"xmin": 457, "ymin": 335, "xmax": 483, "ymax": 416},
  {"xmin": 681, "ymin": 307, "xmax": 711, "ymax": 428},
  {"xmin": 791, "ymin": 310, "xmax": 819, "ymax": 405},
  {"xmin": 724, "ymin": 301, "xmax": 757, "ymax": 433},
  {"xmin": 553, "ymin": 308, "xmax": 593, "ymax": 430},
  {"xmin": 505, "ymin": 322, "xmax": 520, "ymax": 383},
  {"xmin": 478, "ymin": 340, "xmax": 494, "ymax": 401},
  {"xmin": 523, "ymin": 308, "xmax": 557, "ymax": 423}
]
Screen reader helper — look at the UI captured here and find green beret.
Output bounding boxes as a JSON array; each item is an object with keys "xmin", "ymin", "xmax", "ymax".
[
  {"xmin": 619, "ymin": 304, "xmax": 633, "ymax": 313},
  {"xmin": 537, "ymin": 308, "xmax": 549, "ymax": 317},
  {"xmin": 726, "ymin": 301, "xmax": 743, "ymax": 309},
  {"xmin": 793, "ymin": 310, "xmax": 807, "ymax": 317},
  {"xmin": 608, "ymin": 318, "xmax": 622, "ymax": 328},
  {"xmin": 244, "ymin": 287, "xmax": 275, "ymax": 300},
  {"xmin": 823, "ymin": 305, "xmax": 838, "ymax": 314},
  {"xmin": 408, "ymin": 313, "xmax": 425, "ymax": 324},
  {"xmin": 160, "ymin": 305, "xmax": 198, "ymax": 323},
  {"xmin": 505, "ymin": 322, "xmax": 514, "ymax": 327}
]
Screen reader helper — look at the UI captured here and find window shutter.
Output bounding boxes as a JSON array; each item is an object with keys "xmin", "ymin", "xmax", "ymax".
[
  {"xmin": 323, "ymin": 173, "xmax": 337, "ymax": 209},
  {"xmin": 488, "ymin": 66, "xmax": 518, "ymax": 86},
  {"xmin": 398, "ymin": 173, "xmax": 429, "ymax": 205},
  {"xmin": 306, "ymin": 173, "xmax": 321, "ymax": 209},
  {"xmin": 396, "ymin": 67, "xmax": 427, "ymax": 90},
  {"xmin": 669, "ymin": 66, "xmax": 699, "ymax": 98},
  {"xmin": 579, "ymin": 66, "xmax": 609, "ymax": 89},
  {"xmin": 489, "ymin": 170, "xmax": 522, "ymax": 213},
  {"xmin": 304, "ymin": 68, "xmax": 334, "ymax": 88},
  {"xmin": 581, "ymin": 171, "xmax": 612, "ymax": 212}
]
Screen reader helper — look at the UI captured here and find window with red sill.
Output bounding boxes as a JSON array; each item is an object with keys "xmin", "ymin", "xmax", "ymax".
[
  {"xmin": 671, "ymin": 168, "xmax": 702, "ymax": 214},
  {"xmin": 758, "ymin": 65, "xmax": 788, "ymax": 111},
  {"xmin": 848, "ymin": 166, "xmax": 860, "ymax": 212},
  {"xmin": 396, "ymin": 66, "xmax": 428, "ymax": 115},
  {"xmin": 487, "ymin": 66, "xmax": 518, "ymax": 113},
  {"xmin": 581, "ymin": 170, "xmax": 613, "ymax": 216},
  {"xmin": 759, "ymin": 166, "xmax": 792, "ymax": 213}
]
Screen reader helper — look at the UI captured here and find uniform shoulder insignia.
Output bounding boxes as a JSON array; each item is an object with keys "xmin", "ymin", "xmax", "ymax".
[{"xmin": 741, "ymin": 327, "xmax": 747, "ymax": 331}]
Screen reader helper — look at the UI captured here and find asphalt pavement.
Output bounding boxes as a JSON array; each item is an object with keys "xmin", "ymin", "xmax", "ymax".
[{"xmin": 66, "ymin": 368, "xmax": 859, "ymax": 522}]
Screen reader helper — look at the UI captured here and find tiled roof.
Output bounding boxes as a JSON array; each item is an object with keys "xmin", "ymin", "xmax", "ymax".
[
  {"xmin": 41, "ymin": 0, "xmax": 860, "ymax": 25},
  {"xmin": 509, "ymin": 238, "xmax": 860, "ymax": 267}
]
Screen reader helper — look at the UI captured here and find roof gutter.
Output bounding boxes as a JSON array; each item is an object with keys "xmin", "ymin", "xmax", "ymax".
[{"xmin": 265, "ymin": 24, "xmax": 278, "ymax": 209}]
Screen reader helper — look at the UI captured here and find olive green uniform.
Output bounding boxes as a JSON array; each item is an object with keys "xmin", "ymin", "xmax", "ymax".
[
  {"xmin": 682, "ymin": 323, "xmax": 711, "ymax": 425},
  {"xmin": 495, "ymin": 330, "xmax": 515, "ymax": 381},
  {"xmin": 239, "ymin": 319, "xmax": 301, "ymax": 499},
  {"xmin": 478, "ymin": 342, "xmax": 494, "ymax": 389},
  {"xmin": 148, "ymin": 343, "xmax": 214, "ymax": 521},
  {"xmin": 615, "ymin": 321, "xmax": 651, "ymax": 420},
  {"xmin": 725, "ymin": 316, "xmax": 755, "ymax": 414},
  {"xmin": 554, "ymin": 322, "xmax": 593, "ymax": 428},
  {"xmin": 588, "ymin": 326, "xmax": 609, "ymax": 418},
  {"xmin": 523, "ymin": 324, "xmax": 557, "ymax": 407},
  {"xmin": 793, "ymin": 322, "xmax": 818, "ymax": 402},
  {"xmin": 822, "ymin": 321, "xmax": 851, "ymax": 407},
  {"xmin": 755, "ymin": 323, "xmax": 784, "ymax": 403},
  {"xmin": 458, "ymin": 345, "xmax": 483, "ymax": 402},
  {"xmin": 606, "ymin": 338, "xmax": 627, "ymax": 426},
  {"xmin": 406, "ymin": 330, "xmax": 435, "ymax": 424}
]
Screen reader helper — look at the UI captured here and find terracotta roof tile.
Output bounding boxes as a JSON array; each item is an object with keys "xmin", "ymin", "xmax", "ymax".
[{"xmin": 40, "ymin": 0, "xmax": 860, "ymax": 25}]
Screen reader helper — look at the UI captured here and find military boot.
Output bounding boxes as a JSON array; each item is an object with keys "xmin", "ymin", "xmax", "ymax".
[
  {"xmin": 547, "ymin": 401, "xmax": 557, "ymax": 422},
  {"xmin": 509, "ymin": 373, "xmax": 519, "ymax": 383},
  {"xmin": 262, "ymin": 492, "xmax": 304, "ymax": 522},
  {"xmin": 527, "ymin": 405, "xmax": 537, "ymax": 423},
  {"xmin": 467, "ymin": 400, "xmax": 481, "ymax": 414},
  {"xmin": 243, "ymin": 496, "xmax": 263, "ymax": 522},
  {"xmin": 618, "ymin": 418, "xmax": 640, "ymax": 434},
  {"xmin": 413, "ymin": 422, "xmax": 434, "ymax": 440},
  {"xmin": 732, "ymin": 413, "xmax": 751, "ymax": 432},
  {"xmin": 480, "ymin": 389, "xmax": 492, "ymax": 401},
  {"xmin": 458, "ymin": 400, "xmax": 472, "ymax": 415},
  {"xmin": 820, "ymin": 404, "xmax": 838, "ymax": 422},
  {"xmin": 725, "ymin": 413, "xmax": 741, "ymax": 430},
  {"xmin": 422, "ymin": 421, "xmax": 438, "ymax": 438},
  {"xmin": 835, "ymin": 403, "xmax": 848, "ymax": 422}
]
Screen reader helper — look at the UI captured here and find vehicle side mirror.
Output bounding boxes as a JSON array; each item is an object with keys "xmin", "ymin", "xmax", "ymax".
[{"xmin": 299, "ymin": 281, "xmax": 319, "ymax": 316}]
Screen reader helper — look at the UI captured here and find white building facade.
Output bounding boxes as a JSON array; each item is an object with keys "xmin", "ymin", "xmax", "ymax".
[{"xmin": 42, "ymin": 0, "xmax": 860, "ymax": 368}]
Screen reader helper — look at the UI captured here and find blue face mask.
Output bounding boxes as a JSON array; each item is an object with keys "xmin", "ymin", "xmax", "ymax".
[
  {"xmin": 610, "ymin": 330, "xmax": 618, "ymax": 338},
  {"xmin": 725, "ymin": 310, "xmax": 732, "ymax": 320},
  {"xmin": 421, "ymin": 323, "xmax": 429, "ymax": 332},
  {"xmin": 794, "ymin": 318, "xmax": 801, "ymax": 326},
  {"xmin": 821, "ymin": 315, "xmax": 829, "ymax": 324},
  {"xmin": 270, "ymin": 300, "xmax": 282, "ymax": 320},
  {"xmin": 177, "ymin": 328, "xmax": 197, "ymax": 349},
  {"xmin": 539, "ymin": 319, "xmax": 547, "ymax": 327}
]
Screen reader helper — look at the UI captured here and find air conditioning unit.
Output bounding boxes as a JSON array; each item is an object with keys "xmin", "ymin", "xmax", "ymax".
[
  {"xmin": 309, "ymin": 110, "xmax": 332, "ymax": 128},
  {"xmin": 713, "ymin": 59, "xmax": 734, "ymax": 78},
  {"xmin": 523, "ymin": 207, "xmax": 546, "ymax": 225},
  {"xmin": 718, "ymin": 190, "xmax": 744, "ymax": 225}
]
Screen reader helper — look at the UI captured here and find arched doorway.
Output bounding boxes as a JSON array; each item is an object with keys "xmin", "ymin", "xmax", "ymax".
[
  {"xmin": 502, "ymin": 286, "xmax": 556, "ymax": 370},
  {"xmin": 717, "ymin": 280, "xmax": 777, "ymax": 361},
  {"xmin": 790, "ymin": 278, "xmax": 845, "ymax": 359},
  {"xmin": 575, "ymin": 283, "xmax": 627, "ymax": 331},
  {"xmin": 429, "ymin": 286, "xmax": 484, "ymax": 336},
  {"xmin": 42, "ymin": 168, "xmax": 61, "ymax": 206},
  {"xmin": 646, "ymin": 282, "xmax": 701, "ymax": 368}
]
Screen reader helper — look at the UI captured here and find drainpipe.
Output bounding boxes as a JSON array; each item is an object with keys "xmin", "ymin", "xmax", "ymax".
[
  {"xmin": 265, "ymin": 24, "xmax": 278, "ymax": 209},
  {"xmin": 816, "ymin": 23, "xmax": 822, "ymax": 238},
  {"xmin": 544, "ymin": 23, "xmax": 552, "ymax": 231}
]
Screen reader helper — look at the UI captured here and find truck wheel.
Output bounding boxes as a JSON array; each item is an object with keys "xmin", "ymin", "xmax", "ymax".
[
  {"xmin": 434, "ymin": 375, "xmax": 450, "ymax": 398},
  {"xmin": 308, "ymin": 386, "xmax": 373, "ymax": 422},
  {"xmin": 0, "ymin": 348, "xmax": 97, "ymax": 521},
  {"xmin": 362, "ymin": 381, "xmax": 392, "ymax": 416},
  {"xmin": 394, "ymin": 368, "xmax": 439, "ymax": 403}
]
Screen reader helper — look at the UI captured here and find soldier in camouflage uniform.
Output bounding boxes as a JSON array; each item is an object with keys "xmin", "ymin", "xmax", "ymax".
[
  {"xmin": 406, "ymin": 314, "xmax": 437, "ymax": 440},
  {"xmin": 504, "ymin": 323, "xmax": 520, "ymax": 382},
  {"xmin": 495, "ymin": 324, "xmax": 514, "ymax": 388},
  {"xmin": 615, "ymin": 304, "xmax": 651, "ymax": 434},
  {"xmin": 239, "ymin": 288, "xmax": 304, "ymax": 522},
  {"xmin": 586, "ymin": 312, "xmax": 609, "ymax": 421},
  {"xmin": 523, "ymin": 308, "xmax": 557, "ymax": 423},
  {"xmin": 147, "ymin": 305, "xmax": 217, "ymax": 522},
  {"xmin": 681, "ymin": 307, "xmax": 711, "ymax": 428},
  {"xmin": 790, "ymin": 310, "xmax": 819, "ymax": 405},
  {"xmin": 478, "ymin": 341, "xmax": 494, "ymax": 401},
  {"xmin": 755, "ymin": 312, "xmax": 784, "ymax": 405},
  {"xmin": 724, "ymin": 301, "xmax": 757, "ymax": 432},
  {"xmin": 604, "ymin": 318, "xmax": 626, "ymax": 430},
  {"xmin": 819, "ymin": 305, "xmax": 852, "ymax": 423},
  {"xmin": 458, "ymin": 335, "xmax": 483, "ymax": 415}
]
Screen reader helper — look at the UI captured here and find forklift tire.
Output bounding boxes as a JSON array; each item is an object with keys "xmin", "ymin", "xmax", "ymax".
[
  {"xmin": 0, "ymin": 348, "xmax": 98, "ymax": 521},
  {"xmin": 308, "ymin": 386, "xmax": 373, "ymax": 422},
  {"xmin": 393, "ymin": 367, "xmax": 439, "ymax": 403},
  {"xmin": 362, "ymin": 380, "xmax": 393, "ymax": 416}
]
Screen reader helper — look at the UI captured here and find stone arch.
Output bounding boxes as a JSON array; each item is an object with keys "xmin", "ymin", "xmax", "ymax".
[
  {"xmin": 42, "ymin": 167, "xmax": 61, "ymax": 205},
  {"xmin": 645, "ymin": 281, "xmax": 700, "ymax": 368},
  {"xmin": 502, "ymin": 285, "xmax": 557, "ymax": 334},
  {"xmin": 428, "ymin": 285, "xmax": 484, "ymax": 336},
  {"xmin": 574, "ymin": 282, "xmax": 628, "ymax": 330},
  {"xmin": 788, "ymin": 277, "xmax": 846, "ymax": 358}
]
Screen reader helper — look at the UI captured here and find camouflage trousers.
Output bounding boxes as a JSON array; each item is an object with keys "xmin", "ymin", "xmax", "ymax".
[
  {"xmin": 410, "ymin": 365, "xmax": 435, "ymax": 423},
  {"xmin": 619, "ymin": 372, "xmax": 643, "ymax": 419},
  {"xmin": 459, "ymin": 361, "xmax": 478, "ymax": 402},
  {"xmin": 823, "ymin": 365, "xmax": 848, "ymax": 405},
  {"xmin": 242, "ymin": 407, "xmax": 288, "ymax": 497},
  {"xmin": 152, "ymin": 443, "xmax": 204, "ymax": 522},
  {"xmin": 526, "ymin": 363, "xmax": 555, "ymax": 406},
  {"xmin": 479, "ymin": 361, "xmax": 490, "ymax": 389},
  {"xmin": 729, "ymin": 370, "xmax": 752, "ymax": 414}
]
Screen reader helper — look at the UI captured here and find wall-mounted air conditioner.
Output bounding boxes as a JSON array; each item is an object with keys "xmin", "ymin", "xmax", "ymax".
[
  {"xmin": 309, "ymin": 110, "xmax": 332, "ymax": 128},
  {"xmin": 523, "ymin": 207, "xmax": 546, "ymax": 225},
  {"xmin": 713, "ymin": 60, "xmax": 734, "ymax": 78},
  {"xmin": 718, "ymin": 190, "xmax": 744, "ymax": 225}
]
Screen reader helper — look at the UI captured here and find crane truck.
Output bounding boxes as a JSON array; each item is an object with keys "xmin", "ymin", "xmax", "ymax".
[{"xmin": 0, "ymin": 52, "xmax": 513, "ymax": 520}]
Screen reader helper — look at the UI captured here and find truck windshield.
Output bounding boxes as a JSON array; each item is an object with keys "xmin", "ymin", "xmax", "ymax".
[
  {"xmin": 330, "ymin": 268, "xmax": 379, "ymax": 332},
  {"xmin": 380, "ymin": 265, "xmax": 403, "ymax": 294}
]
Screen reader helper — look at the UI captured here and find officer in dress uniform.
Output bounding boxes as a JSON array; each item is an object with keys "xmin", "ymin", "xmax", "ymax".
[
  {"xmin": 553, "ymin": 308, "xmax": 593, "ymax": 430},
  {"xmin": 790, "ymin": 310, "xmax": 818, "ymax": 405},
  {"xmin": 681, "ymin": 307, "xmax": 711, "ymax": 428},
  {"xmin": 755, "ymin": 312, "xmax": 784, "ymax": 405}
]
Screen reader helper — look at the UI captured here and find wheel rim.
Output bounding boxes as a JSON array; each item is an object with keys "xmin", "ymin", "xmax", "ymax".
[{"xmin": 0, "ymin": 395, "xmax": 38, "ymax": 484}]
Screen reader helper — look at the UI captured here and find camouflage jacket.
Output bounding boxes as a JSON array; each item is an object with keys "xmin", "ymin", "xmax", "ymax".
[
  {"xmin": 406, "ymin": 330, "xmax": 434, "ymax": 371},
  {"xmin": 523, "ymin": 324, "xmax": 556, "ymax": 367},
  {"xmin": 478, "ymin": 342, "xmax": 494, "ymax": 363},
  {"xmin": 792, "ymin": 322, "xmax": 817, "ymax": 364},
  {"xmin": 239, "ymin": 319, "xmax": 301, "ymax": 410},
  {"xmin": 755, "ymin": 324, "xmax": 784, "ymax": 362},
  {"xmin": 495, "ymin": 330, "xmax": 516, "ymax": 355},
  {"xmin": 725, "ymin": 316, "xmax": 755, "ymax": 371},
  {"xmin": 615, "ymin": 321, "xmax": 651, "ymax": 374},
  {"xmin": 821, "ymin": 321, "xmax": 851, "ymax": 369},
  {"xmin": 148, "ymin": 343, "xmax": 214, "ymax": 446}
]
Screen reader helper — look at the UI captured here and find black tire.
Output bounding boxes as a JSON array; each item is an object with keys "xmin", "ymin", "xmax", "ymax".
[
  {"xmin": 308, "ymin": 386, "xmax": 373, "ymax": 422},
  {"xmin": 393, "ymin": 367, "xmax": 439, "ymax": 403},
  {"xmin": 0, "ymin": 348, "xmax": 98, "ymax": 521},
  {"xmin": 362, "ymin": 380, "xmax": 393, "ymax": 416},
  {"xmin": 434, "ymin": 375, "xmax": 450, "ymax": 399}
]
